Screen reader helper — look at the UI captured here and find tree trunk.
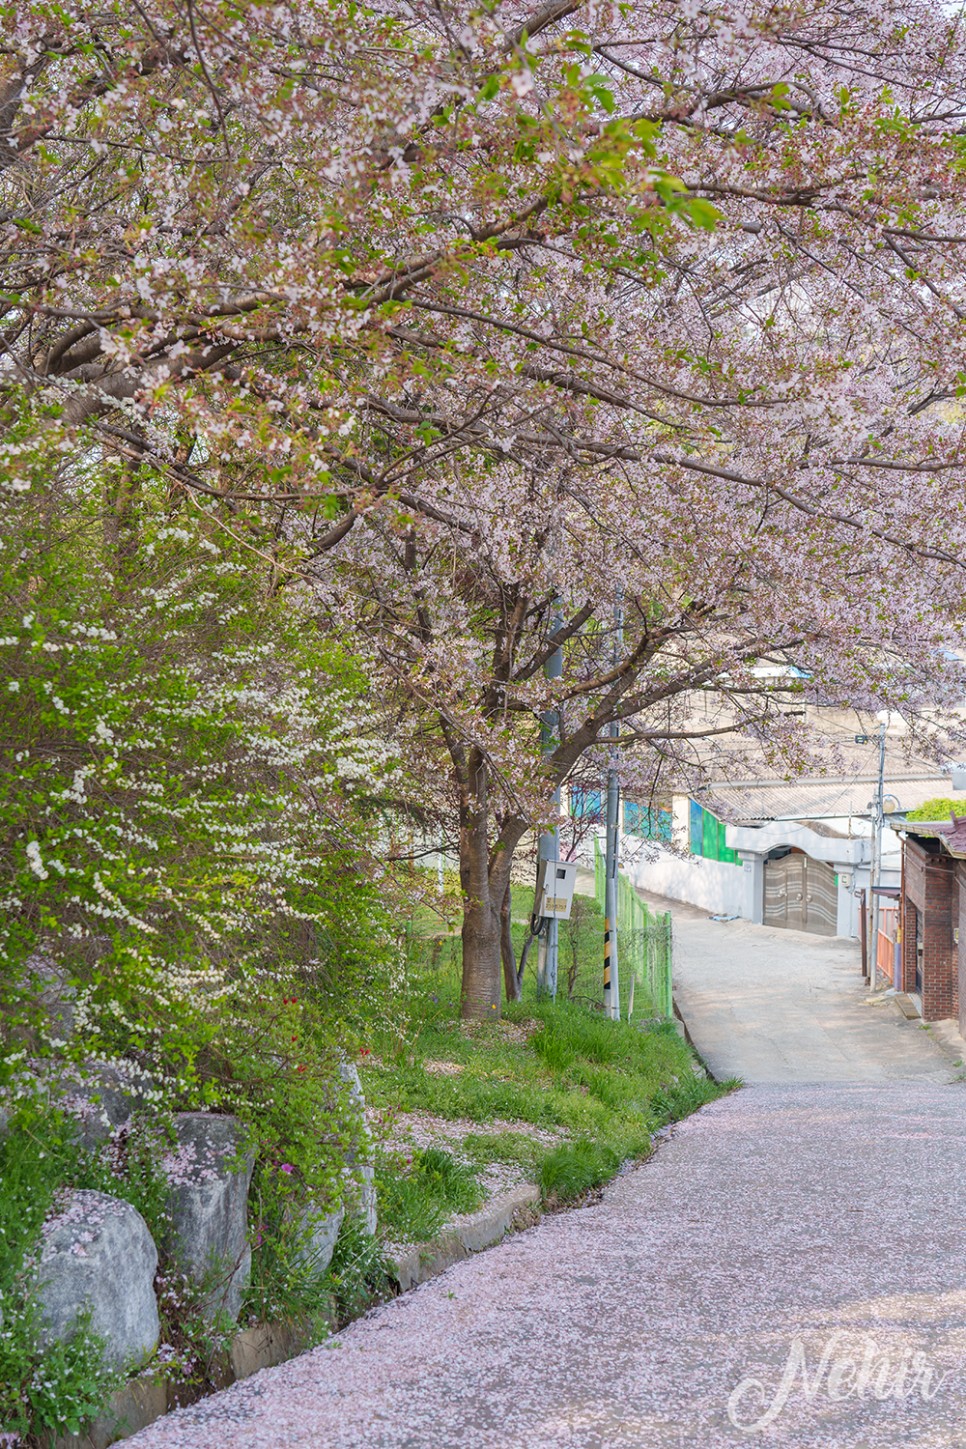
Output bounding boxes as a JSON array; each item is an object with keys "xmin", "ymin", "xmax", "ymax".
[
  {"xmin": 459, "ymin": 748, "xmax": 504, "ymax": 1019},
  {"xmin": 500, "ymin": 877, "xmax": 522, "ymax": 1004},
  {"xmin": 461, "ymin": 889, "xmax": 502, "ymax": 1020},
  {"xmin": 104, "ymin": 457, "xmax": 141, "ymax": 590},
  {"xmin": 457, "ymin": 747, "xmax": 531, "ymax": 1020}
]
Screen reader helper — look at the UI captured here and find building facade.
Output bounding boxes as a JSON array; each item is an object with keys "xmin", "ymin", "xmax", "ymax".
[
  {"xmin": 625, "ymin": 777, "xmax": 964, "ymax": 942},
  {"xmin": 900, "ymin": 824, "xmax": 966, "ymax": 1027}
]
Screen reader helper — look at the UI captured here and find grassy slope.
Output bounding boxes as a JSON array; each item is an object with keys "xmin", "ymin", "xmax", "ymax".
[{"xmin": 365, "ymin": 886, "xmax": 730, "ymax": 1233}]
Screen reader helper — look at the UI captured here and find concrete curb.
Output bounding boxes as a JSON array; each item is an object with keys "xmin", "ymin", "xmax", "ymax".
[
  {"xmin": 49, "ymin": 1316, "xmax": 328, "ymax": 1449},
  {"xmin": 50, "ymin": 1187, "xmax": 544, "ymax": 1449},
  {"xmin": 915, "ymin": 1014, "xmax": 966, "ymax": 1072},
  {"xmin": 392, "ymin": 1183, "xmax": 542, "ymax": 1292},
  {"xmin": 673, "ymin": 997, "xmax": 719, "ymax": 1082}
]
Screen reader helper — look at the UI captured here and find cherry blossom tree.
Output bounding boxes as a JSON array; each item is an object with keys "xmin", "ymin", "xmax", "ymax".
[{"xmin": 5, "ymin": 2, "xmax": 966, "ymax": 1016}]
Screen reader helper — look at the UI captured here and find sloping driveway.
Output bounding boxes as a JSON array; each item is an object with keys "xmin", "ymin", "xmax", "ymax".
[
  {"xmin": 662, "ymin": 895, "xmax": 954, "ymax": 1085},
  {"xmin": 129, "ymin": 910, "xmax": 966, "ymax": 1449}
]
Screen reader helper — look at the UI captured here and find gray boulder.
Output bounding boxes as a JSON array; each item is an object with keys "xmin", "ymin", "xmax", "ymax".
[
  {"xmin": 26, "ymin": 936, "xmax": 111, "ymax": 1044},
  {"xmin": 337, "ymin": 1059, "xmax": 366, "ymax": 1110},
  {"xmin": 163, "ymin": 1113, "xmax": 254, "ymax": 1323},
  {"xmin": 347, "ymin": 1163, "xmax": 378, "ymax": 1237},
  {"xmin": 62, "ymin": 1060, "xmax": 154, "ymax": 1147},
  {"xmin": 292, "ymin": 1204, "xmax": 344, "ymax": 1278},
  {"xmin": 36, "ymin": 1190, "xmax": 159, "ymax": 1371},
  {"xmin": 28, "ymin": 948, "xmax": 77, "ymax": 1041},
  {"xmin": 337, "ymin": 1062, "xmax": 377, "ymax": 1235}
]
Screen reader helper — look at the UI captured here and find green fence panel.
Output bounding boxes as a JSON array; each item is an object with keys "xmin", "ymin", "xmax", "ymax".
[
  {"xmin": 594, "ymin": 832, "xmax": 605, "ymax": 911},
  {"xmin": 593, "ymin": 836, "xmax": 672, "ymax": 1018},
  {"xmin": 687, "ymin": 799, "xmax": 738, "ymax": 866}
]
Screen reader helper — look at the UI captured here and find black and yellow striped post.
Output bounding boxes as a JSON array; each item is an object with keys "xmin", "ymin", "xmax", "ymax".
[{"xmin": 603, "ymin": 908, "xmax": 616, "ymax": 1014}]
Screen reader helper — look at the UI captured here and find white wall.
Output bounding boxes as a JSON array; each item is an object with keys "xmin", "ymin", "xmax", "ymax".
[
  {"xmin": 615, "ymin": 812, "xmax": 902, "ymax": 937},
  {"xmin": 727, "ymin": 819, "xmax": 867, "ymax": 866},
  {"xmin": 623, "ymin": 839, "xmax": 751, "ymax": 917}
]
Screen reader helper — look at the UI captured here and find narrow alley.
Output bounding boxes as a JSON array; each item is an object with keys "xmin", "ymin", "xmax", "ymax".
[{"xmin": 666, "ymin": 897, "xmax": 954, "ymax": 1085}]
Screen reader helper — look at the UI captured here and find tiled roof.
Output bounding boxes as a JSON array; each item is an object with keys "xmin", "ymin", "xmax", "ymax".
[
  {"xmin": 702, "ymin": 774, "xmax": 960, "ymax": 825},
  {"xmin": 902, "ymin": 814, "xmax": 966, "ymax": 858}
]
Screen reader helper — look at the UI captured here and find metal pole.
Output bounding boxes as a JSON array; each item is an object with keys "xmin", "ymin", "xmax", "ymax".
[
  {"xmin": 536, "ymin": 604, "xmax": 563, "ymax": 999},
  {"xmin": 869, "ymin": 720, "xmax": 886, "ymax": 991},
  {"xmin": 603, "ymin": 592, "xmax": 623, "ymax": 1021}
]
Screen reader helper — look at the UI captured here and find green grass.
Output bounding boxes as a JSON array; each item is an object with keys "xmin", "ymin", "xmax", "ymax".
[
  {"xmin": 398, "ymin": 881, "xmax": 641, "ymax": 1019},
  {"xmin": 365, "ymin": 886, "xmax": 730, "ymax": 1214},
  {"xmin": 460, "ymin": 1131, "xmax": 544, "ymax": 1176},
  {"xmin": 540, "ymin": 1141, "xmax": 621, "ymax": 1203},
  {"xmin": 375, "ymin": 1146, "xmax": 483, "ymax": 1244},
  {"xmin": 325, "ymin": 1220, "xmax": 396, "ymax": 1327}
]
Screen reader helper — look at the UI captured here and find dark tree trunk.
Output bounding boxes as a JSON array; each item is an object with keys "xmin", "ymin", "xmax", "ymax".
[
  {"xmin": 460, "ymin": 882, "xmax": 502, "ymax": 1019},
  {"xmin": 500, "ymin": 876, "xmax": 522, "ymax": 1004},
  {"xmin": 457, "ymin": 747, "xmax": 527, "ymax": 1019},
  {"xmin": 458, "ymin": 750, "xmax": 503, "ymax": 1019},
  {"xmin": 104, "ymin": 457, "xmax": 141, "ymax": 588}
]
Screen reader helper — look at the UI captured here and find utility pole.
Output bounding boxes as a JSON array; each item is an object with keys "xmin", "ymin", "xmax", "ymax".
[
  {"xmin": 856, "ymin": 720, "xmax": 887, "ymax": 990},
  {"xmin": 603, "ymin": 591, "xmax": 623, "ymax": 1021},
  {"xmin": 536, "ymin": 603, "xmax": 563, "ymax": 999},
  {"xmin": 870, "ymin": 719, "xmax": 887, "ymax": 991}
]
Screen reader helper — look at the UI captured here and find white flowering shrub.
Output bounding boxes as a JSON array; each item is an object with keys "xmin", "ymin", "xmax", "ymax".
[
  {"xmin": 1, "ymin": 456, "xmax": 399, "ymax": 1089},
  {"xmin": 0, "ymin": 457, "xmax": 403, "ymax": 1424}
]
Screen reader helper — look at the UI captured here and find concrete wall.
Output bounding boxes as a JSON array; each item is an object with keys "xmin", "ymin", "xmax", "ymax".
[
  {"xmin": 727, "ymin": 819, "xmax": 867, "ymax": 868},
  {"xmin": 623, "ymin": 839, "xmax": 752, "ymax": 917},
  {"xmin": 621, "ymin": 811, "xmax": 901, "ymax": 940}
]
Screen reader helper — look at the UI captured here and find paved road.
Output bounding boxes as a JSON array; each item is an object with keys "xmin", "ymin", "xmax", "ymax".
[
  {"xmin": 129, "ymin": 913, "xmax": 966, "ymax": 1449},
  {"xmin": 657, "ymin": 895, "xmax": 956, "ymax": 1085}
]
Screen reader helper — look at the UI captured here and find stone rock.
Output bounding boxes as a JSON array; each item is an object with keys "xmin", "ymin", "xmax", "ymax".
[
  {"xmin": 62, "ymin": 1060, "xmax": 154, "ymax": 1148},
  {"xmin": 337, "ymin": 1059, "xmax": 366, "ymax": 1109},
  {"xmin": 337, "ymin": 1061, "xmax": 377, "ymax": 1235},
  {"xmin": 35, "ymin": 1189, "xmax": 159, "ymax": 1371},
  {"xmin": 348, "ymin": 1163, "xmax": 378, "ymax": 1236},
  {"xmin": 28, "ymin": 949, "xmax": 78, "ymax": 1040},
  {"xmin": 163, "ymin": 1113, "xmax": 254, "ymax": 1324},
  {"xmin": 293, "ymin": 1204, "xmax": 345, "ymax": 1278}
]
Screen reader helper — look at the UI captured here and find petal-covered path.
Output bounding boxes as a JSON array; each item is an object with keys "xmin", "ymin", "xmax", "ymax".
[
  {"xmin": 129, "ymin": 1082, "xmax": 966, "ymax": 1449},
  {"xmin": 129, "ymin": 915, "xmax": 966, "ymax": 1449}
]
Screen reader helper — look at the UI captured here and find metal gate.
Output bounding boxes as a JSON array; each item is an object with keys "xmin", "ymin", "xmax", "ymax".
[{"xmin": 764, "ymin": 853, "xmax": 837, "ymax": 936}]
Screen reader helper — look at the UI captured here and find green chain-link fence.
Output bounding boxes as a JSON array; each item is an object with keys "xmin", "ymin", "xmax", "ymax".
[{"xmin": 594, "ymin": 834, "xmax": 673, "ymax": 1018}]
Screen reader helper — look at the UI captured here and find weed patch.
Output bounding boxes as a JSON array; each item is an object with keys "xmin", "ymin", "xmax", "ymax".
[
  {"xmin": 540, "ymin": 1141, "xmax": 621, "ymax": 1204},
  {"xmin": 376, "ymin": 1147, "xmax": 483, "ymax": 1244}
]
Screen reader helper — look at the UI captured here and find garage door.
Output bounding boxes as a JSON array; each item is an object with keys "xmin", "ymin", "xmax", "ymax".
[{"xmin": 764, "ymin": 854, "xmax": 837, "ymax": 936}]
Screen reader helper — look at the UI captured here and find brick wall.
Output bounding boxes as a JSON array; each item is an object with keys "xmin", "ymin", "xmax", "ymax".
[
  {"xmin": 957, "ymin": 862, "xmax": 966, "ymax": 1040},
  {"xmin": 902, "ymin": 838, "xmax": 957, "ymax": 1021},
  {"xmin": 902, "ymin": 899, "xmax": 918, "ymax": 998}
]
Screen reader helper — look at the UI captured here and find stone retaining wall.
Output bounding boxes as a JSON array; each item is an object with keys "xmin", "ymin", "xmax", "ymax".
[{"xmin": 47, "ymin": 1181, "xmax": 543, "ymax": 1449}]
